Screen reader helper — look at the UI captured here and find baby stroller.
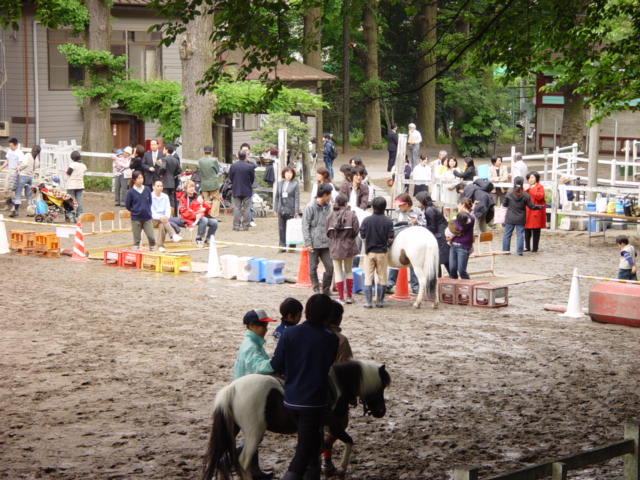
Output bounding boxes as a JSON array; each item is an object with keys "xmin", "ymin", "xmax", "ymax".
[{"xmin": 34, "ymin": 184, "xmax": 77, "ymax": 223}]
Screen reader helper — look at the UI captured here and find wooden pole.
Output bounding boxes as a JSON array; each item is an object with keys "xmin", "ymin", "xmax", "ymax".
[
  {"xmin": 551, "ymin": 462, "xmax": 568, "ymax": 480},
  {"xmin": 624, "ymin": 421, "xmax": 640, "ymax": 480},
  {"xmin": 453, "ymin": 466, "xmax": 479, "ymax": 480}
]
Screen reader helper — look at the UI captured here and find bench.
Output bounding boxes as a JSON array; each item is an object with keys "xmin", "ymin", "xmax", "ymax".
[{"xmin": 468, "ymin": 232, "xmax": 510, "ymax": 277}]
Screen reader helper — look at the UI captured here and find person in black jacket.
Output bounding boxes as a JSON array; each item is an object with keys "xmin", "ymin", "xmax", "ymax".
[
  {"xmin": 415, "ymin": 191, "xmax": 450, "ymax": 276},
  {"xmin": 387, "ymin": 123, "xmax": 398, "ymax": 172},
  {"xmin": 271, "ymin": 294, "xmax": 339, "ymax": 480},
  {"xmin": 159, "ymin": 143, "xmax": 182, "ymax": 211},
  {"xmin": 141, "ymin": 139, "xmax": 163, "ymax": 188},
  {"xmin": 455, "ymin": 181, "xmax": 495, "ymax": 233},
  {"xmin": 229, "ymin": 150, "xmax": 256, "ymax": 231},
  {"xmin": 501, "ymin": 177, "xmax": 543, "ymax": 255},
  {"xmin": 453, "ymin": 156, "xmax": 477, "ymax": 181}
]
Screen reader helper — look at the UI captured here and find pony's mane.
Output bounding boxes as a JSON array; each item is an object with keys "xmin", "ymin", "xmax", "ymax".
[{"xmin": 333, "ymin": 360, "xmax": 390, "ymax": 402}]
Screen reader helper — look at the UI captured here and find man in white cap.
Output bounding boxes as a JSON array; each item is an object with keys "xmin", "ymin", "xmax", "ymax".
[{"xmin": 407, "ymin": 123, "xmax": 422, "ymax": 169}]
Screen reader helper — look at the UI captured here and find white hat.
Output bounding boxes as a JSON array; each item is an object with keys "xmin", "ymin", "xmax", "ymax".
[{"xmin": 123, "ymin": 146, "xmax": 133, "ymax": 155}]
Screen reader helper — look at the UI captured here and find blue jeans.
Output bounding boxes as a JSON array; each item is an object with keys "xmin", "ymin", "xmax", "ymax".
[
  {"xmin": 502, "ymin": 223, "xmax": 524, "ymax": 255},
  {"xmin": 14, "ymin": 175, "xmax": 32, "ymax": 205},
  {"xmin": 324, "ymin": 157, "xmax": 334, "ymax": 179},
  {"xmin": 449, "ymin": 243, "xmax": 471, "ymax": 279},
  {"xmin": 197, "ymin": 217, "xmax": 219, "ymax": 241},
  {"xmin": 67, "ymin": 188, "xmax": 84, "ymax": 216}
]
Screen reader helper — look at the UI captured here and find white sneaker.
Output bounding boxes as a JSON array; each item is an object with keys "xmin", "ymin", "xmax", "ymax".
[
  {"xmin": 172, "ymin": 234, "xmax": 182, "ymax": 242},
  {"xmin": 158, "ymin": 246, "xmax": 166, "ymax": 252},
  {"xmin": 193, "ymin": 218, "xmax": 200, "ymax": 226},
  {"xmin": 250, "ymin": 221, "xmax": 257, "ymax": 227}
]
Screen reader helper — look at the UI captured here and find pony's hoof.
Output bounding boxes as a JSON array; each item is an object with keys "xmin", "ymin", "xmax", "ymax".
[
  {"xmin": 432, "ymin": 303, "xmax": 439, "ymax": 310},
  {"xmin": 412, "ymin": 302, "xmax": 421, "ymax": 309},
  {"xmin": 323, "ymin": 462, "xmax": 337, "ymax": 476}
]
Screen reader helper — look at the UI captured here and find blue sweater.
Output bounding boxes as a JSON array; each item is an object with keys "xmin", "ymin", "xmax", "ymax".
[
  {"xmin": 270, "ymin": 321, "xmax": 338, "ymax": 410},
  {"xmin": 125, "ymin": 186, "xmax": 153, "ymax": 221}
]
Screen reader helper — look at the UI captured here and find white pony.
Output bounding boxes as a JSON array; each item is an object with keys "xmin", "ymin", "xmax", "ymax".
[
  {"xmin": 388, "ymin": 225, "xmax": 440, "ymax": 309},
  {"xmin": 354, "ymin": 208, "xmax": 440, "ymax": 309}
]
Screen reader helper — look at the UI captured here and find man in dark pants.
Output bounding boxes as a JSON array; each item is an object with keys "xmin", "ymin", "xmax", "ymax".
[
  {"xmin": 387, "ymin": 123, "xmax": 398, "ymax": 172},
  {"xmin": 159, "ymin": 143, "xmax": 181, "ymax": 211},
  {"xmin": 270, "ymin": 294, "xmax": 339, "ymax": 480},
  {"xmin": 301, "ymin": 184, "xmax": 334, "ymax": 294},
  {"xmin": 229, "ymin": 150, "xmax": 255, "ymax": 231},
  {"xmin": 141, "ymin": 138, "xmax": 163, "ymax": 188}
]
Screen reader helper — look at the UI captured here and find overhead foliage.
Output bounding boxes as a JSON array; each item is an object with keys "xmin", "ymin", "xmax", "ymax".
[
  {"xmin": 149, "ymin": 0, "xmax": 323, "ymax": 96},
  {"xmin": 59, "ymin": 44, "xmax": 127, "ymax": 108},
  {"xmin": 0, "ymin": 0, "xmax": 89, "ymax": 31}
]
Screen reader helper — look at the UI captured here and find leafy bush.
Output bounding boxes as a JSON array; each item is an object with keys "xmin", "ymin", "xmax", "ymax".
[
  {"xmin": 251, "ymin": 112, "xmax": 312, "ymax": 163},
  {"xmin": 85, "ymin": 176, "xmax": 113, "ymax": 192},
  {"xmin": 371, "ymin": 144, "xmax": 384, "ymax": 150}
]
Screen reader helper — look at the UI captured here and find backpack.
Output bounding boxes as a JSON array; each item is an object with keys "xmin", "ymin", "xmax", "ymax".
[
  {"xmin": 473, "ymin": 178, "xmax": 494, "ymax": 193},
  {"xmin": 328, "ymin": 142, "xmax": 338, "ymax": 160}
]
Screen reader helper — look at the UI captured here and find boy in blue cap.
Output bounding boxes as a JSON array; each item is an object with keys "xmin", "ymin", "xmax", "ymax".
[{"xmin": 233, "ymin": 308, "xmax": 277, "ymax": 380}]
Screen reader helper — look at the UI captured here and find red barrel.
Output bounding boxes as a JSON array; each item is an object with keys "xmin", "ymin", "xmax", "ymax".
[{"xmin": 588, "ymin": 281, "xmax": 640, "ymax": 327}]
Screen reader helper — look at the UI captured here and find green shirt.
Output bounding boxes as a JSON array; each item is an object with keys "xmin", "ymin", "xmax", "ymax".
[
  {"xmin": 198, "ymin": 155, "xmax": 220, "ymax": 192},
  {"xmin": 233, "ymin": 330, "xmax": 275, "ymax": 379}
]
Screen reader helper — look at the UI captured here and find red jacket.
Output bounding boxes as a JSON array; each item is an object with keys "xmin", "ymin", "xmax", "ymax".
[
  {"xmin": 525, "ymin": 183, "xmax": 546, "ymax": 229},
  {"xmin": 179, "ymin": 193, "xmax": 211, "ymax": 227}
]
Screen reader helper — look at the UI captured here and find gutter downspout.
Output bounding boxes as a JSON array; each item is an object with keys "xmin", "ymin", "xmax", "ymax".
[{"xmin": 33, "ymin": 20, "xmax": 40, "ymax": 144}]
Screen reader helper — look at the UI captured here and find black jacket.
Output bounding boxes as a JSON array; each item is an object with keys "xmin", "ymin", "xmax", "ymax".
[
  {"xmin": 387, "ymin": 129, "xmax": 398, "ymax": 152},
  {"xmin": 461, "ymin": 183, "xmax": 495, "ymax": 220}
]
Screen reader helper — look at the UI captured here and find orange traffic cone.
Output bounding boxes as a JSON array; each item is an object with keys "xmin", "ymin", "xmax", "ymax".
[
  {"xmin": 68, "ymin": 221, "xmax": 88, "ymax": 262},
  {"xmin": 291, "ymin": 247, "xmax": 312, "ymax": 289},
  {"xmin": 391, "ymin": 267, "xmax": 411, "ymax": 300}
]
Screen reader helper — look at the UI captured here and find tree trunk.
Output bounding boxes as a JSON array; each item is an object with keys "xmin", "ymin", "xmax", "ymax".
[
  {"xmin": 179, "ymin": 6, "xmax": 217, "ymax": 161},
  {"xmin": 303, "ymin": 7, "xmax": 322, "ymax": 191},
  {"xmin": 560, "ymin": 83, "xmax": 584, "ymax": 150},
  {"xmin": 342, "ymin": 1, "xmax": 350, "ymax": 155},
  {"xmin": 416, "ymin": 1, "xmax": 437, "ymax": 146},
  {"xmin": 82, "ymin": 0, "xmax": 112, "ymax": 155},
  {"xmin": 362, "ymin": 0, "xmax": 381, "ymax": 148},
  {"xmin": 450, "ymin": 17, "xmax": 469, "ymax": 157}
]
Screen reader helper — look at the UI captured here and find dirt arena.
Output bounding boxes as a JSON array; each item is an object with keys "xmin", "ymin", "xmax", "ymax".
[{"xmin": 2, "ymin": 189, "xmax": 640, "ymax": 480}]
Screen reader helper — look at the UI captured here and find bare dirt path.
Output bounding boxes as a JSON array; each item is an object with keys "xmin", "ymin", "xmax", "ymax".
[{"xmin": 2, "ymin": 188, "xmax": 640, "ymax": 480}]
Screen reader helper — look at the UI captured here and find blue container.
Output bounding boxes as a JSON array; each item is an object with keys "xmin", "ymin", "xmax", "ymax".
[
  {"xmin": 586, "ymin": 202, "xmax": 601, "ymax": 232},
  {"xmin": 35, "ymin": 200, "xmax": 48, "ymax": 214},
  {"xmin": 615, "ymin": 202, "xmax": 624, "ymax": 214},
  {"xmin": 476, "ymin": 164, "xmax": 489, "ymax": 180}
]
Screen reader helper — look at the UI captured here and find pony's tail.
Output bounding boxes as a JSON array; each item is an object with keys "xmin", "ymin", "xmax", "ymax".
[
  {"xmin": 202, "ymin": 384, "xmax": 239, "ymax": 480},
  {"xmin": 428, "ymin": 242, "xmax": 440, "ymax": 301}
]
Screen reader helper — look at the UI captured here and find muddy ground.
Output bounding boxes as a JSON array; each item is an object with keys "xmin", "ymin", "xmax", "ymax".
[{"xmin": 1, "ymin": 189, "xmax": 640, "ymax": 480}]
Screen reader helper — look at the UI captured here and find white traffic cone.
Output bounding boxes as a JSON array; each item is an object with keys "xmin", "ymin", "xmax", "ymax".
[
  {"xmin": 561, "ymin": 268, "xmax": 584, "ymax": 318},
  {"xmin": 0, "ymin": 215, "xmax": 9, "ymax": 254},
  {"xmin": 206, "ymin": 234, "xmax": 221, "ymax": 278}
]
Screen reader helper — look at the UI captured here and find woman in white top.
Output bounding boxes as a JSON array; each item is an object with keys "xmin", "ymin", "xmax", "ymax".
[
  {"xmin": 439, "ymin": 156, "xmax": 460, "ymax": 217},
  {"xmin": 412, "ymin": 154, "xmax": 432, "ymax": 196},
  {"xmin": 310, "ymin": 166, "xmax": 337, "ymax": 202},
  {"xmin": 9, "ymin": 145, "xmax": 39, "ymax": 218},
  {"xmin": 66, "ymin": 151, "xmax": 88, "ymax": 217}
]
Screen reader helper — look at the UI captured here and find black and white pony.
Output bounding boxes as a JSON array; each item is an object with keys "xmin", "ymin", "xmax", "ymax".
[
  {"xmin": 202, "ymin": 360, "xmax": 391, "ymax": 480},
  {"xmin": 388, "ymin": 226, "xmax": 440, "ymax": 309}
]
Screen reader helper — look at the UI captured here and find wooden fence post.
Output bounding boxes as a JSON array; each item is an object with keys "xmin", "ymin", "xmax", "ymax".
[
  {"xmin": 453, "ymin": 466, "xmax": 479, "ymax": 480},
  {"xmin": 624, "ymin": 420, "xmax": 640, "ymax": 480},
  {"xmin": 552, "ymin": 462, "xmax": 568, "ymax": 480}
]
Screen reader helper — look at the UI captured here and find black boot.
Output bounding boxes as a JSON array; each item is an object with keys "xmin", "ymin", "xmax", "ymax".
[
  {"xmin": 302, "ymin": 466, "xmax": 320, "ymax": 480},
  {"xmin": 249, "ymin": 452, "xmax": 273, "ymax": 479},
  {"xmin": 9, "ymin": 203, "xmax": 19, "ymax": 217},
  {"xmin": 363, "ymin": 286, "xmax": 373, "ymax": 308},
  {"xmin": 375, "ymin": 284, "xmax": 386, "ymax": 308}
]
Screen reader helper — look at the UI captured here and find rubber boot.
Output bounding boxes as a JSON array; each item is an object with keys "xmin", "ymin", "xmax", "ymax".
[
  {"xmin": 322, "ymin": 271, "xmax": 333, "ymax": 295},
  {"xmin": 302, "ymin": 466, "xmax": 321, "ymax": 480},
  {"xmin": 9, "ymin": 203, "xmax": 19, "ymax": 217},
  {"xmin": 335, "ymin": 281, "xmax": 344, "ymax": 302},
  {"xmin": 249, "ymin": 451, "xmax": 273, "ymax": 479},
  {"xmin": 375, "ymin": 284, "xmax": 386, "ymax": 308},
  {"xmin": 363, "ymin": 285, "xmax": 373, "ymax": 308},
  {"xmin": 345, "ymin": 278, "xmax": 354, "ymax": 304}
]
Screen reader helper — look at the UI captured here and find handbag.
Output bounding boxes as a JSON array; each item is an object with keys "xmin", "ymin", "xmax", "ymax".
[
  {"xmin": 493, "ymin": 205, "xmax": 507, "ymax": 224},
  {"xmin": 285, "ymin": 217, "xmax": 304, "ymax": 245},
  {"xmin": 8, "ymin": 172, "xmax": 18, "ymax": 191}
]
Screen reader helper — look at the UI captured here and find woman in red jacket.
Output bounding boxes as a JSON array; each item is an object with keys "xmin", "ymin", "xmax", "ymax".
[{"xmin": 524, "ymin": 171, "xmax": 546, "ymax": 252}]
